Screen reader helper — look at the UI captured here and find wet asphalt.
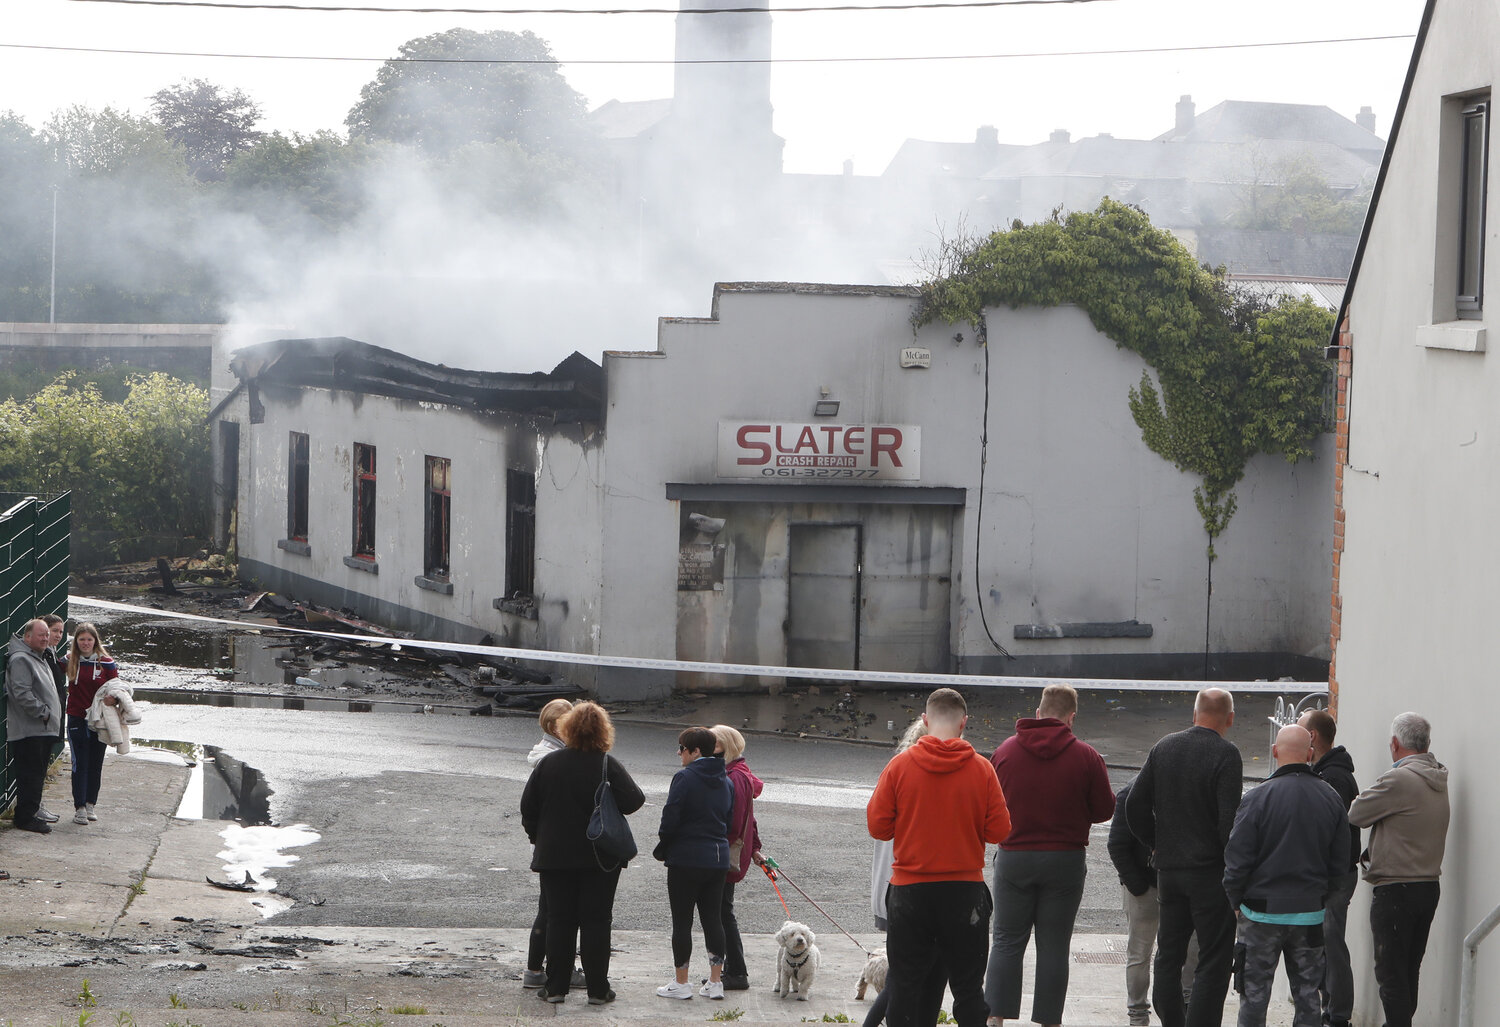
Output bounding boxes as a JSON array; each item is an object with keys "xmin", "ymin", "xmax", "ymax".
[{"xmin": 82, "ymin": 597, "xmax": 1322, "ymax": 939}]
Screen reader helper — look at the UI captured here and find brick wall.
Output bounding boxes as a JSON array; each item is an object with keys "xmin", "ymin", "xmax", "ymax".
[{"xmin": 1328, "ymin": 315, "xmax": 1353, "ymax": 715}]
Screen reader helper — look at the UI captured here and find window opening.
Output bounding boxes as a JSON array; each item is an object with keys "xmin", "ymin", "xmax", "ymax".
[
  {"xmin": 425, "ymin": 456, "xmax": 451, "ymax": 579},
  {"xmin": 505, "ymin": 468, "xmax": 536, "ymax": 598},
  {"xmin": 287, "ymin": 432, "xmax": 309, "ymax": 541},
  {"xmin": 1458, "ymin": 98, "xmax": 1489, "ymax": 318},
  {"xmin": 352, "ymin": 442, "xmax": 376, "ymax": 558}
]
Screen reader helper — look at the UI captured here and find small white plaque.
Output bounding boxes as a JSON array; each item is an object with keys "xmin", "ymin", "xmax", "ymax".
[{"xmin": 900, "ymin": 347, "xmax": 931, "ymax": 368}]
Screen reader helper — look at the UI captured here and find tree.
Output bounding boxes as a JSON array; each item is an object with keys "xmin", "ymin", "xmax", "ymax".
[
  {"xmin": 224, "ymin": 130, "xmax": 380, "ymax": 233},
  {"xmin": 1231, "ymin": 153, "xmax": 1372, "ymax": 235},
  {"xmin": 345, "ymin": 29, "xmax": 590, "ymax": 159},
  {"xmin": 150, "ymin": 78, "xmax": 263, "ymax": 181},
  {"xmin": 0, "ymin": 112, "xmax": 55, "ymax": 320},
  {"xmin": 0, "ymin": 372, "xmax": 210, "ymax": 540},
  {"xmin": 913, "ymin": 199, "xmax": 1334, "ymax": 551},
  {"xmin": 44, "ymin": 105, "xmax": 170, "ymax": 176}
]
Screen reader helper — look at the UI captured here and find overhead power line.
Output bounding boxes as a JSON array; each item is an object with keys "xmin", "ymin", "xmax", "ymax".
[
  {"xmin": 63, "ymin": 0, "xmax": 1114, "ymax": 13},
  {"xmin": 0, "ymin": 34, "xmax": 1417, "ymax": 66}
]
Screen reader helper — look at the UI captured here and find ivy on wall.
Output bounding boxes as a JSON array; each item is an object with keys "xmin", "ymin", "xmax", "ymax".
[{"xmin": 912, "ymin": 199, "xmax": 1334, "ymax": 552}]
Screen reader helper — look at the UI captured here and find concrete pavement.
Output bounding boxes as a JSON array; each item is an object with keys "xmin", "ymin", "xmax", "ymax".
[{"xmin": 0, "ymin": 748, "xmax": 1287, "ymax": 1027}]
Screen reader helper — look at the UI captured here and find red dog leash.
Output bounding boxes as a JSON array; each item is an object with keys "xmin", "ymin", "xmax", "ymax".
[{"xmin": 759, "ymin": 855, "xmax": 870, "ymax": 955}]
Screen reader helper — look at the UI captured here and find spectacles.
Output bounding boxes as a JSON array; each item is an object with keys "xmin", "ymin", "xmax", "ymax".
[{"xmin": 677, "ymin": 745, "xmax": 688, "ymax": 753}]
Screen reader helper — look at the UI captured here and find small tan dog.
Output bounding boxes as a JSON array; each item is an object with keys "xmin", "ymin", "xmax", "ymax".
[
  {"xmin": 773, "ymin": 920, "xmax": 820, "ymax": 1000},
  {"xmin": 855, "ymin": 945, "xmax": 888, "ymax": 999}
]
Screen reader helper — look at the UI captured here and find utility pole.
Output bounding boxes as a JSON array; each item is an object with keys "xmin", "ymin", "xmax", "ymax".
[{"xmin": 49, "ymin": 184, "xmax": 59, "ymax": 324}]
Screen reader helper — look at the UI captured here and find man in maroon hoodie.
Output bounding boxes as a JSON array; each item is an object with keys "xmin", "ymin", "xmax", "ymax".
[{"xmin": 984, "ymin": 684, "xmax": 1115, "ymax": 1027}]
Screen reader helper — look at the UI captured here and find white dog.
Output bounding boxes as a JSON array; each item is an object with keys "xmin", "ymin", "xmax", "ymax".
[
  {"xmin": 854, "ymin": 945, "xmax": 888, "ymax": 999},
  {"xmin": 773, "ymin": 920, "xmax": 820, "ymax": 1000}
]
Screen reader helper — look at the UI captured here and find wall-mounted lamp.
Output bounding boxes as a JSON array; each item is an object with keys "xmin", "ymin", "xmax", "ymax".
[{"xmin": 813, "ymin": 386, "xmax": 840, "ymax": 417}]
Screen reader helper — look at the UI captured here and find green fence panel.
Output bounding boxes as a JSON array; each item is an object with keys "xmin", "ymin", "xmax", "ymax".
[{"xmin": 0, "ymin": 493, "xmax": 71, "ymax": 817}]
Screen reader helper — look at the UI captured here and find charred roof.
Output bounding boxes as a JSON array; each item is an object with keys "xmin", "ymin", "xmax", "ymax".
[{"xmin": 229, "ymin": 337, "xmax": 604, "ymax": 424}]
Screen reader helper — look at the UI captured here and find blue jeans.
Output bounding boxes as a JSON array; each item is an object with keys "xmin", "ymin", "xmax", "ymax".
[{"xmin": 68, "ymin": 715, "xmax": 107, "ymax": 809}]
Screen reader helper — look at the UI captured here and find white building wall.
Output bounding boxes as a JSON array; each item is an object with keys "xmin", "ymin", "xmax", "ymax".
[
  {"xmin": 598, "ymin": 285, "xmax": 1332, "ymax": 695},
  {"xmin": 1336, "ymin": 2, "xmax": 1500, "ymax": 1022},
  {"xmin": 235, "ymin": 385, "xmax": 604, "ymax": 655}
]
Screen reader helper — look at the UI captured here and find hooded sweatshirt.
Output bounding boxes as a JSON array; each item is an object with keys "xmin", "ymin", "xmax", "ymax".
[
  {"xmin": 1311, "ymin": 744, "xmax": 1361, "ymax": 872},
  {"xmin": 992, "ymin": 717, "xmax": 1115, "ymax": 850},
  {"xmin": 5, "ymin": 632, "xmax": 62, "ymax": 740},
  {"xmin": 527, "ymin": 734, "xmax": 565, "ymax": 767},
  {"xmin": 867, "ymin": 735, "xmax": 1011, "ymax": 886},
  {"xmin": 658, "ymin": 756, "xmax": 734, "ymax": 869},
  {"xmin": 1348, "ymin": 751, "xmax": 1450, "ymax": 886},
  {"xmin": 725, "ymin": 757, "xmax": 764, "ymax": 884}
]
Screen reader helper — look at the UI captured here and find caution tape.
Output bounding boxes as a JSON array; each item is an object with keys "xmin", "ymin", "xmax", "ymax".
[{"xmin": 70, "ymin": 595, "xmax": 1323, "ymax": 695}]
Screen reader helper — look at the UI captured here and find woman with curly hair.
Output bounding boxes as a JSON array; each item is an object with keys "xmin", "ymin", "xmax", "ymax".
[{"xmin": 520, "ymin": 701, "xmax": 644, "ymax": 1005}]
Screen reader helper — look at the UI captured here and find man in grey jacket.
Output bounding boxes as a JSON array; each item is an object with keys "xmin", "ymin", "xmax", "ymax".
[
  {"xmin": 1222, "ymin": 725, "xmax": 1347, "ymax": 1027},
  {"xmin": 5, "ymin": 619, "xmax": 64, "ymax": 834},
  {"xmin": 1348, "ymin": 712, "xmax": 1449, "ymax": 1027}
]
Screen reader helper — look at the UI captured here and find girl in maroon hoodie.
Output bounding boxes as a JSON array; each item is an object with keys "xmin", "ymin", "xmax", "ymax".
[
  {"xmin": 65, "ymin": 623, "xmax": 119, "ymax": 826},
  {"xmin": 712, "ymin": 724, "xmax": 763, "ymax": 992}
]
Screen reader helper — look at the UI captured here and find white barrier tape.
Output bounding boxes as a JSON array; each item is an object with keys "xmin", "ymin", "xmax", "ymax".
[{"xmin": 71, "ymin": 595, "xmax": 1325, "ymax": 695}]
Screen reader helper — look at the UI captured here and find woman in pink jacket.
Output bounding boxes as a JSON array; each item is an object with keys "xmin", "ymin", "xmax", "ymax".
[
  {"xmin": 65, "ymin": 623, "xmax": 118, "ymax": 826},
  {"xmin": 711, "ymin": 724, "xmax": 763, "ymax": 992}
]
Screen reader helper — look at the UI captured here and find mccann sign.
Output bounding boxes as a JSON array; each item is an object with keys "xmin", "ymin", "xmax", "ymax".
[{"xmin": 717, "ymin": 421, "xmax": 921, "ymax": 481}]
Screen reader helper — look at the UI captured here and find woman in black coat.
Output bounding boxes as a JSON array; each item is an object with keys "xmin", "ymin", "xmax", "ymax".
[
  {"xmin": 655, "ymin": 725, "xmax": 734, "ymax": 1001},
  {"xmin": 520, "ymin": 701, "xmax": 645, "ymax": 1005}
]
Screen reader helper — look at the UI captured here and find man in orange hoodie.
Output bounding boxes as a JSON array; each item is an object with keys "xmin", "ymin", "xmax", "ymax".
[{"xmin": 868, "ymin": 687, "xmax": 1012, "ymax": 1027}]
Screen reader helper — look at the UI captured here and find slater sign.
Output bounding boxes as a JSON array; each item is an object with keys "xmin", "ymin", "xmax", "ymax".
[{"xmin": 717, "ymin": 421, "xmax": 921, "ymax": 481}]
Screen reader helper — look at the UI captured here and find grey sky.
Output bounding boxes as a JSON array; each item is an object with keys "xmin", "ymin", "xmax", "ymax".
[{"xmin": 2, "ymin": 0, "xmax": 1424, "ymax": 174}]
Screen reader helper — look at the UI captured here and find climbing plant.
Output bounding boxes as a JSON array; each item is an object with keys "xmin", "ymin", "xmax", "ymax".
[{"xmin": 912, "ymin": 199, "xmax": 1333, "ymax": 553}]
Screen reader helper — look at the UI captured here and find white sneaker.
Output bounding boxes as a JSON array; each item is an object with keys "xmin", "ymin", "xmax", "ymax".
[
  {"xmin": 85, "ymin": 804, "xmax": 97, "ymax": 822},
  {"xmin": 73, "ymin": 808, "xmax": 90, "ymax": 825},
  {"xmin": 656, "ymin": 980, "xmax": 694, "ymax": 1000},
  {"xmin": 699, "ymin": 980, "xmax": 724, "ymax": 1000}
]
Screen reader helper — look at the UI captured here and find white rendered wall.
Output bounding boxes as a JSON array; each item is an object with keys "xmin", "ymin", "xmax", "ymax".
[
  {"xmin": 600, "ymin": 286, "xmax": 1332, "ymax": 693},
  {"xmin": 1336, "ymin": 1, "xmax": 1500, "ymax": 1022}
]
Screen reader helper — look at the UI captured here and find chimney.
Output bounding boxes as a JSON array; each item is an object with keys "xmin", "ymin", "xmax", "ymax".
[
  {"xmin": 1176, "ymin": 94, "xmax": 1195, "ymax": 135},
  {"xmin": 842, "ymin": 159, "xmax": 854, "ymax": 177},
  {"xmin": 976, "ymin": 125, "xmax": 999, "ymax": 149},
  {"xmin": 1050, "ymin": 129, "xmax": 1070, "ymax": 144},
  {"xmin": 1357, "ymin": 106, "xmax": 1377, "ymax": 133}
]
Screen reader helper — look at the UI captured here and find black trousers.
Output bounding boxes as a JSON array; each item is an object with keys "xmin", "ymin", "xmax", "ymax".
[
  {"xmin": 720, "ymin": 879, "xmax": 747, "ymax": 978},
  {"xmin": 1370, "ymin": 881, "xmax": 1440, "ymax": 1027},
  {"xmin": 538, "ymin": 867, "xmax": 620, "ymax": 998},
  {"xmin": 885, "ymin": 880, "xmax": 992, "ymax": 1027},
  {"xmin": 1155, "ymin": 866, "xmax": 1236, "ymax": 1027},
  {"xmin": 864, "ymin": 961, "xmax": 948, "ymax": 1027},
  {"xmin": 667, "ymin": 865, "xmax": 727, "ymax": 968},
  {"xmin": 10, "ymin": 735, "xmax": 53, "ymax": 827}
]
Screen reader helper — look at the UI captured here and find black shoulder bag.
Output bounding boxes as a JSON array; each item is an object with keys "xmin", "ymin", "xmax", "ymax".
[{"xmin": 587, "ymin": 753, "xmax": 638, "ymax": 871}]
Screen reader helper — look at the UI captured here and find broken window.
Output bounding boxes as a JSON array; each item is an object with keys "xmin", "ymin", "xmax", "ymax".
[
  {"xmin": 425, "ymin": 456, "xmax": 451, "ymax": 579},
  {"xmin": 352, "ymin": 442, "xmax": 376, "ymax": 559},
  {"xmin": 505, "ymin": 468, "xmax": 536, "ymax": 598},
  {"xmin": 287, "ymin": 432, "xmax": 309, "ymax": 541}
]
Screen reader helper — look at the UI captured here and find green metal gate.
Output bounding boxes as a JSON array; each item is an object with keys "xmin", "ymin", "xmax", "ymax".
[{"xmin": 0, "ymin": 493, "xmax": 71, "ymax": 814}]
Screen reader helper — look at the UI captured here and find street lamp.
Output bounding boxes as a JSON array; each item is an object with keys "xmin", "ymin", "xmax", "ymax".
[{"xmin": 49, "ymin": 184, "xmax": 59, "ymax": 324}]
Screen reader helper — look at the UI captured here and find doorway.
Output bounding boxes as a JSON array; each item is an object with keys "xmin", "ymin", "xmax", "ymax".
[{"xmin": 786, "ymin": 523, "xmax": 862, "ymax": 671}]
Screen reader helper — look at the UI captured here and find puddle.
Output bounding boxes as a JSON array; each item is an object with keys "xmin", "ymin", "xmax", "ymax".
[
  {"xmin": 133, "ymin": 739, "xmax": 320, "ymax": 917},
  {"xmin": 134, "ymin": 689, "xmax": 477, "ymax": 716},
  {"xmin": 134, "ymin": 740, "xmax": 275, "ymax": 826},
  {"xmin": 75, "ymin": 605, "xmax": 474, "ymax": 703}
]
